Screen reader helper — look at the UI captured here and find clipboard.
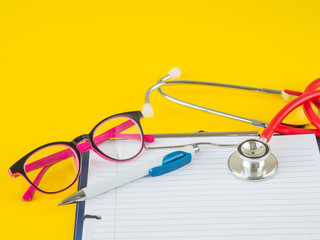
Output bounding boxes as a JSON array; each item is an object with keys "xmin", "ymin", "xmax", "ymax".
[{"xmin": 73, "ymin": 131, "xmax": 259, "ymax": 240}]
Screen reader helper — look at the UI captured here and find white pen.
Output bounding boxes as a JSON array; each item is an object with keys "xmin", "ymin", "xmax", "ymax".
[{"xmin": 58, "ymin": 144, "xmax": 199, "ymax": 206}]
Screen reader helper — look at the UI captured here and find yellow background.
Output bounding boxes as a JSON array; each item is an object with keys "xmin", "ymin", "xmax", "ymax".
[{"xmin": 1, "ymin": 1, "xmax": 320, "ymax": 239}]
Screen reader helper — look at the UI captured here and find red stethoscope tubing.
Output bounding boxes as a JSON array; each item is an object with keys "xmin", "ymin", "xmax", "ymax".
[{"xmin": 261, "ymin": 78, "xmax": 320, "ymax": 142}]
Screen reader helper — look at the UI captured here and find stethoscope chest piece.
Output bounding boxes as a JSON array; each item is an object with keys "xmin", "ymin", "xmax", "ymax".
[{"xmin": 228, "ymin": 139, "xmax": 278, "ymax": 181}]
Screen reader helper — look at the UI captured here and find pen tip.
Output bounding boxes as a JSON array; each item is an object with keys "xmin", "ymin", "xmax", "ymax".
[{"xmin": 58, "ymin": 190, "xmax": 86, "ymax": 206}]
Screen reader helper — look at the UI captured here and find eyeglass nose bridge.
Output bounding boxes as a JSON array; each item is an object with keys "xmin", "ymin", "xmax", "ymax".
[
  {"xmin": 72, "ymin": 134, "xmax": 93, "ymax": 154},
  {"xmin": 72, "ymin": 134, "xmax": 90, "ymax": 145}
]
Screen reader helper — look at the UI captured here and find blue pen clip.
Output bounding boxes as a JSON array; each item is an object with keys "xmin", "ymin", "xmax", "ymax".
[{"xmin": 149, "ymin": 151, "xmax": 192, "ymax": 177}]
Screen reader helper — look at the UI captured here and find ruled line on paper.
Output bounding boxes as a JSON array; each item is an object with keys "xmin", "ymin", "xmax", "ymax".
[
  {"xmin": 95, "ymin": 217, "xmax": 320, "ymax": 223},
  {"xmin": 82, "ymin": 134, "xmax": 320, "ymax": 240}
]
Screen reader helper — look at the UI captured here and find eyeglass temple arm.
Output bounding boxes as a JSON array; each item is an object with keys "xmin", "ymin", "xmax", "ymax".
[
  {"xmin": 81, "ymin": 133, "xmax": 154, "ymax": 152},
  {"xmin": 22, "ymin": 165, "xmax": 51, "ymax": 201},
  {"xmin": 78, "ymin": 118, "xmax": 154, "ymax": 152}
]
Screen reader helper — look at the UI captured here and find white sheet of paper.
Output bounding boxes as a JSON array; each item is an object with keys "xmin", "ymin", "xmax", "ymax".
[{"xmin": 82, "ymin": 134, "xmax": 320, "ymax": 240}]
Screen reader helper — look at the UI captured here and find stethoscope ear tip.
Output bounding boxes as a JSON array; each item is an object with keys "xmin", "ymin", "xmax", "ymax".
[
  {"xmin": 168, "ymin": 67, "xmax": 181, "ymax": 79},
  {"xmin": 142, "ymin": 103, "xmax": 154, "ymax": 118}
]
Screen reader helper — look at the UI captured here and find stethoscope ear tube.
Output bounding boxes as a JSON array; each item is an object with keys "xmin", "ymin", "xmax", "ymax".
[
  {"xmin": 261, "ymin": 89, "xmax": 320, "ymax": 142},
  {"xmin": 145, "ymin": 69, "xmax": 320, "ymax": 141}
]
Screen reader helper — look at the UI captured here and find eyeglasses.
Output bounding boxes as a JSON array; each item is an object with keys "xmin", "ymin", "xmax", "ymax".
[{"xmin": 8, "ymin": 111, "xmax": 154, "ymax": 201}]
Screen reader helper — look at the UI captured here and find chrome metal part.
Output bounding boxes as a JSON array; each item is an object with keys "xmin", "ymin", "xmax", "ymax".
[
  {"xmin": 145, "ymin": 141, "xmax": 237, "ymax": 151},
  {"xmin": 152, "ymin": 131, "xmax": 259, "ymax": 138},
  {"xmin": 228, "ymin": 139, "xmax": 278, "ymax": 180},
  {"xmin": 145, "ymin": 79, "xmax": 279, "ymax": 128},
  {"xmin": 58, "ymin": 189, "xmax": 86, "ymax": 206},
  {"xmin": 191, "ymin": 144, "xmax": 200, "ymax": 153}
]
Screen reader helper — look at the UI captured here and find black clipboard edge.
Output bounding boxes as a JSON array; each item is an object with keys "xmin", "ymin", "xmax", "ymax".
[{"xmin": 74, "ymin": 151, "xmax": 90, "ymax": 240}]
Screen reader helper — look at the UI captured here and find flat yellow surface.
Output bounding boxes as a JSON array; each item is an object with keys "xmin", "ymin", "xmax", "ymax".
[{"xmin": 1, "ymin": 1, "xmax": 320, "ymax": 239}]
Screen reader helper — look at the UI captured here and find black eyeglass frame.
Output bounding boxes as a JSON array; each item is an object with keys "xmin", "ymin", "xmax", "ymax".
[{"xmin": 8, "ymin": 111, "xmax": 145, "ymax": 194}]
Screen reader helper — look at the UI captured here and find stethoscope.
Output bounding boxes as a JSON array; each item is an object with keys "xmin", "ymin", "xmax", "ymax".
[{"xmin": 142, "ymin": 67, "xmax": 320, "ymax": 181}]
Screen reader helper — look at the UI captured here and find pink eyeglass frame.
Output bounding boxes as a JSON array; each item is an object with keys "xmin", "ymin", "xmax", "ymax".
[{"xmin": 8, "ymin": 111, "xmax": 155, "ymax": 201}]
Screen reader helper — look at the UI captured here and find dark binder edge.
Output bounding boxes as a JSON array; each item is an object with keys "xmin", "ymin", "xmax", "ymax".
[{"xmin": 74, "ymin": 151, "xmax": 90, "ymax": 240}]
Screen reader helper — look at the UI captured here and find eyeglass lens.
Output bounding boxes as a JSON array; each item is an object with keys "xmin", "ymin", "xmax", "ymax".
[
  {"xmin": 23, "ymin": 144, "xmax": 79, "ymax": 193},
  {"xmin": 93, "ymin": 116, "xmax": 143, "ymax": 161}
]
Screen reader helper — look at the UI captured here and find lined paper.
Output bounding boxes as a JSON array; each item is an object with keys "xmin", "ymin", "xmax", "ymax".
[{"xmin": 82, "ymin": 134, "xmax": 320, "ymax": 240}]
